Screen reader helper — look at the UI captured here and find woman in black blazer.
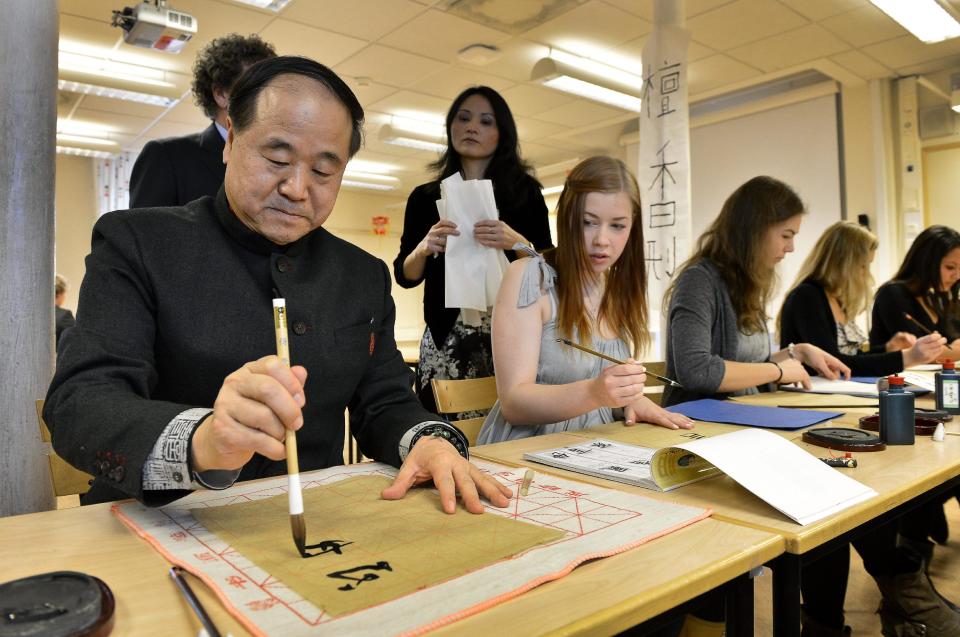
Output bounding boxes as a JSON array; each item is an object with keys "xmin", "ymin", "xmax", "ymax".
[{"xmin": 393, "ymin": 86, "xmax": 553, "ymax": 414}]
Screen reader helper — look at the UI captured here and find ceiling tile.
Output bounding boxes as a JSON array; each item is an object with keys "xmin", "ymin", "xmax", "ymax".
[
  {"xmin": 615, "ymin": 35, "xmax": 715, "ymax": 64},
  {"xmin": 523, "ymin": 0, "xmax": 652, "ymax": 52},
  {"xmin": 516, "ymin": 117, "xmax": 568, "ymax": 140},
  {"xmin": 343, "ymin": 79, "xmax": 399, "ymax": 110},
  {"xmin": 259, "ymin": 21, "xmax": 367, "ymax": 64},
  {"xmin": 407, "ymin": 66, "xmax": 515, "ymax": 100},
  {"xmin": 829, "ymin": 50, "xmax": 893, "ymax": 80},
  {"xmin": 64, "ymin": 94, "xmax": 168, "ymax": 120},
  {"xmin": 366, "ymin": 90, "xmax": 453, "ymax": 120},
  {"xmin": 862, "ymin": 35, "xmax": 960, "ymax": 71},
  {"xmin": 777, "ymin": 0, "xmax": 867, "ymax": 22},
  {"xmin": 687, "ymin": 0, "xmax": 808, "ymax": 51},
  {"xmin": 499, "ymin": 84, "xmax": 576, "ymax": 117},
  {"xmin": 380, "ymin": 9, "xmax": 512, "ymax": 62},
  {"xmin": 605, "ymin": 0, "xmax": 736, "ymax": 20},
  {"xmin": 336, "ymin": 45, "xmax": 448, "ymax": 87},
  {"xmin": 534, "ymin": 99, "xmax": 624, "ymax": 127},
  {"xmin": 280, "ymin": 0, "xmax": 424, "ymax": 41},
  {"xmin": 727, "ymin": 24, "xmax": 850, "ymax": 72},
  {"xmin": 475, "ymin": 37, "xmax": 552, "ymax": 83},
  {"xmin": 819, "ymin": 4, "xmax": 903, "ymax": 48},
  {"xmin": 687, "ymin": 54, "xmax": 761, "ymax": 94}
]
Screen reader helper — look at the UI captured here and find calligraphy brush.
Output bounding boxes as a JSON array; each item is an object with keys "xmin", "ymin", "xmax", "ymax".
[
  {"xmin": 556, "ymin": 338, "xmax": 683, "ymax": 388},
  {"xmin": 903, "ymin": 313, "xmax": 954, "ymax": 350},
  {"xmin": 273, "ymin": 299, "xmax": 307, "ymax": 558}
]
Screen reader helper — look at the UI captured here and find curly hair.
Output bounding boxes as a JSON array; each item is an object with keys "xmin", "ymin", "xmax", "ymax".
[{"xmin": 191, "ymin": 34, "xmax": 276, "ymax": 119}]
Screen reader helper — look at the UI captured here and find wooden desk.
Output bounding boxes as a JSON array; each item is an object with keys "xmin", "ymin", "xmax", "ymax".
[
  {"xmin": 472, "ymin": 391, "xmax": 960, "ymax": 636},
  {"xmin": 0, "ymin": 489, "xmax": 782, "ymax": 636}
]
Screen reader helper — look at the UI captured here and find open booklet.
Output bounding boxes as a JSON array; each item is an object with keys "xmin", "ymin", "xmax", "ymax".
[{"xmin": 524, "ymin": 429, "xmax": 878, "ymax": 525}]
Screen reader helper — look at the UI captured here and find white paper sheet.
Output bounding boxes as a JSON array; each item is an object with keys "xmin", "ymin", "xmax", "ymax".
[
  {"xmin": 438, "ymin": 173, "xmax": 509, "ymax": 314},
  {"xmin": 674, "ymin": 429, "xmax": 877, "ymax": 525},
  {"xmin": 785, "ymin": 377, "xmax": 880, "ymax": 397}
]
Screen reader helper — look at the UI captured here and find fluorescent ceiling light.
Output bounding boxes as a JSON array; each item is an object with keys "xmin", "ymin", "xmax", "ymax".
[
  {"xmin": 58, "ymin": 79, "xmax": 178, "ymax": 107},
  {"xmin": 869, "ymin": 0, "xmax": 960, "ymax": 43},
  {"xmin": 231, "ymin": 0, "xmax": 292, "ymax": 11},
  {"xmin": 346, "ymin": 159, "xmax": 398, "ymax": 174},
  {"xmin": 343, "ymin": 170, "xmax": 401, "ymax": 186},
  {"xmin": 59, "ymin": 50, "xmax": 175, "ymax": 88},
  {"xmin": 952, "ymin": 89, "xmax": 960, "ymax": 113},
  {"xmin": 57, "ymin": 146, "xmax": 116, "ymax": 159},
  {"xmin": 56, "ymin": 133, "xmax": 120, "ymax": 149},
  {"xmin": 378, "ymin": 124, "xmax": 446, "ymax": 153},
  {"xmin": 541, "ymin": 185, "xmax": 564, "ymax": 196},
  {"xmin": 532, "ymin": 50, "xmax": 642, "ymax": 111},
  {"xmin": 342, "ymin": 179, "xmax": 397, "ymax": 192},
  {"xmin": 57, "ymin": 118, "xmax": 116, "ymax": 136},
  {"xmin": 390, "ymin": 115, "xmax": 445, "ymax": 138}
]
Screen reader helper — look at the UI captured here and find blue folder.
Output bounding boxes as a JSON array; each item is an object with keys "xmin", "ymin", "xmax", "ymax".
[{"xmin": 665, "ymin": 398, "xmax": 841, "ymax": 430}]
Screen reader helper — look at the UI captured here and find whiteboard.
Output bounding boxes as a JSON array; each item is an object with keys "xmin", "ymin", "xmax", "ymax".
[{"xmin": 689, "ymin": 93, "xmax": 844, "ymax": 335}]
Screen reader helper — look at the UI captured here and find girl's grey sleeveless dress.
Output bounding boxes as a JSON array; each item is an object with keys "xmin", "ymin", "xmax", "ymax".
[{"xmin": 475, "ymin": 247, "xmax": 630, "ymax": 445}]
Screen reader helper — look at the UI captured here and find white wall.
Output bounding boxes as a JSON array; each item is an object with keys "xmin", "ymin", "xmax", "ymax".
[{"xmin": 923, "ymin": 143, "xmax": 960, "ymax": 230}]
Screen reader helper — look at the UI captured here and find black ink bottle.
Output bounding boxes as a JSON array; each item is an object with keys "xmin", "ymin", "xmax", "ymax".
[
  {"xmin": 935, "ymin": 360, "xmax": 960, "ymax": 415},
  {"xmin": 879, "ymin": 375, "xmax": 915, "ymax": 445}
]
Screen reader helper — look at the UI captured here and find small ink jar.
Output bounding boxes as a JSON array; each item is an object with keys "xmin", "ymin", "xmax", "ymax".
[
  {"xmin": 935, "ymin": 360, "xmax": 960, "ymax": 415},
  {"xmin": 879, "ymin": 374, "xmax": 915, "ymax": 445}
]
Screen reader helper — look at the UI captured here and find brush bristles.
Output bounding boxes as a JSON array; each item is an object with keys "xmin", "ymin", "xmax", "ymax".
[{"xmin": 290, "ymin": 513, "xmax": 307, "ymax": 557}]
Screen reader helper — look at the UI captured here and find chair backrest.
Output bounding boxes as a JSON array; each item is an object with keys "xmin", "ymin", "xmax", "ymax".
[
  {"xmin": 430, "ymin": 376, "xmax": 498, "ymax": 446},
  {"xmin": 642, "ymin": 361, "xmax": 667, "ymax": 405},
  {"xmin": 35, "ymin": 400, "xmax": 93, "ymax": 496}
]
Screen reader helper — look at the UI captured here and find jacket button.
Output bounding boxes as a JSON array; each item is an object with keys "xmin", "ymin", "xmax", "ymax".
[
  {"xmin": 276, "ymin": 257, "xmax": 291, "ymax": 273},
  {"xmin": 173, "ymin": 471, "xmax": 184, "ymax": 483},
  {"xmin": 293, "ymin": 321, "xmax": 307, "ymax": 335}
]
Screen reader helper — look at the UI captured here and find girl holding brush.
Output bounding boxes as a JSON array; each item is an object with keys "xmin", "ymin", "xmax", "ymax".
[
  {"xmin": 476, "ymin": 156, "xmax": 693, "ymax": 445},
  {"xmin": 870, "ymin": 224, "xmax": 960, "ymax": 355}
]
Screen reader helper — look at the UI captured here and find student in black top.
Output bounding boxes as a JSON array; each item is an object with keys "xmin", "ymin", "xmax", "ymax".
[
  {"xmin": 393, "ymin": 86, "xmax": 553, "ymax": 414},
  {"xmin": 870, "ymin": 224, "xmax": 960, "ymax": 566},
  {"xmin": 871, "ymin": 224, "xmax": 960, "ymax": 352},
  {"xmin": 780, "ymin": 221, "xmax": 945, "ymax": 376}
]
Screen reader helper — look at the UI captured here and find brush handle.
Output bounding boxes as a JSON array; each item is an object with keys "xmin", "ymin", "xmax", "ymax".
[
  {"xmin": 556, "ymin": 338, "xmax": 682, "ymax": 387},
  {"xmin": 903, "ymin": 313, "xmax": 954, "ymax": 350},
  {"xmin": 274, "ymin": 299, "xmax": 302, "ymax": 514}
]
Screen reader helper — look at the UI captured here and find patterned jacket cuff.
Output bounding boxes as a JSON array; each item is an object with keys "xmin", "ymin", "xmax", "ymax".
[
  {"xmin": 142, "ymin": 407, "xmax": 216, "ymax": 491},
  {"xmin": 398, "ymin": 421, "xmax": 469, "ymax": 462}
]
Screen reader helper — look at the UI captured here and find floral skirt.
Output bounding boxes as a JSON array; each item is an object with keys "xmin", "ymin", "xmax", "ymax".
[{"xmin": 416, "ymin": 313, "xmax": 493, "ymax": 419}]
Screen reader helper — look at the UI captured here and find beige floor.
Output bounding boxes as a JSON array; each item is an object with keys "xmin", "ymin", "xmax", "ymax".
[{"xmin": 755, "ymin": 497, "xmax": 960, "ymax": 635}]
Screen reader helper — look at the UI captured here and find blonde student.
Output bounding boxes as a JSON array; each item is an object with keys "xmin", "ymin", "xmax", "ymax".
[{"xmin": 477, "ymin": 156, "xmax": 691, "ymax": 446}]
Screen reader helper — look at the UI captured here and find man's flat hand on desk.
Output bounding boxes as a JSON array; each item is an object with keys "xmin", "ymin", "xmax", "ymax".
[
  {"xmin": 192, "ymin": 355, "xmax": 308, "ymax": 472},
  {"xmin": 381, "ymin": 436, "xmax": 512, "ymax": 515}
]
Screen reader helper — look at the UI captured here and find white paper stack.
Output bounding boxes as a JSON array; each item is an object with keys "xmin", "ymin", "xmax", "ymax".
[{"xmin": 437, "ymin": 173, "xmax": 509, "ymax": 318}]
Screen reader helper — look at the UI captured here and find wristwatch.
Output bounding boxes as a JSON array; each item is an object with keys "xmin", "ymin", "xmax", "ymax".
[{"xmin": 398, "ymin": 421, "xmax": 470, "ymax": 462}]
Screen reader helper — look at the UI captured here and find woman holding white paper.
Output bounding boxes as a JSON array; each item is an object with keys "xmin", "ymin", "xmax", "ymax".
[
  {"xmin": 394, "ymin": 86, "xmax": 553, "ymax": 414},
  {"xmin": 476, "ymin": 156, "xmax": 692, "ymax": 446}
]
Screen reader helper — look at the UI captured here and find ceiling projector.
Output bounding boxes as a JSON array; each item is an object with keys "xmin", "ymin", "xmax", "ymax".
[{"xmin": 111, "ymin": 1, "xmax": 196, "ymax": 54}]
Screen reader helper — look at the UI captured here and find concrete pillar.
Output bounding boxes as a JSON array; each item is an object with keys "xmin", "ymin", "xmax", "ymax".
[{"xmin": 0, "ymin": 0, "xmax": 58, "ymax": 516}]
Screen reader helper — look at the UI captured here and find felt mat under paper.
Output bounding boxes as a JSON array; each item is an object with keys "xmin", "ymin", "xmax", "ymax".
[{"xmin": 191, "ymin": 475, "xmax": 563, "ymax": 617}]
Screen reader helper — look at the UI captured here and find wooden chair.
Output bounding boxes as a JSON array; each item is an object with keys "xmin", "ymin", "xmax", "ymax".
[
  {"xmin": 642, "ymin": 361, "xmax": 668, "ymax": 405},
  {"xmin": 430, "ymin": 376, "xmax": 498, "ymax": 446},
  {"xmin": 35, "ymin": 399, "xmax": 93, "ymax": 497}
]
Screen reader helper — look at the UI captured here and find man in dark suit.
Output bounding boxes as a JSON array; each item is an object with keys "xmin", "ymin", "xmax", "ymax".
[
  {"xmin": 45, "ymin": 56, "xmax": 512, "ymax": 514},
  {"xmin": 128, "ymin": 34, "xmax": 276, "ymax": 208}
]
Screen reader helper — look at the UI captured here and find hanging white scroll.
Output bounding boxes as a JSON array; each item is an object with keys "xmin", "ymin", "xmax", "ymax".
[{"xmin": 639, "ymin": 24, "xmax": 692, "ymax": 354}]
